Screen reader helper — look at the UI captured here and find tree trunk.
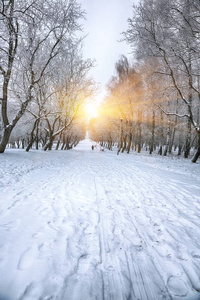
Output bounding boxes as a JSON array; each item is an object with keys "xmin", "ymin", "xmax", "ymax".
[
  {"xmin": 158, "ymin": 145, "xmax": 162, "ymax": 155},
  {"xmin": 56, "ymin": 132, "xmax": 62, "ymax": 150},
  {"xmin": 0, "ymin": 79, "xmax": 11, "ymax": 153},
  {"xmin": 44, "ymin": 131, "xmax": 54, "ymax": 151},
  {"xmin": 117, "ymin": 119, "xmax": 123, "ymax": 155},
  {"xmin": 169, "ymin": 129, "xmax": 175, "ymax": 154},
  {"xmin": 109, "ymin": 134, "xmax": 112, "ymax": 150},
  {"xmin": 64, "ymin": 136, "xmax": 70, "ymax": 150},
  {"xmin": 149, "ymin": 110, "xmax": 155, "ymax": 154},
  {"xmin": 169, "ymin": 122, "xmax": 176, "ymax": 154},
  {"xmin": 22, "ymin": 139, "xmax": 25, "ymax": 149},
  {"xmin": 127, "ymin": 132, "xmax": 132, "ymax": 154},
  {"xmin": 184, "ymin": 118, "xmax": 191, "ymax": 158},
  {"xmin": 137, "ymin": 123, "xmax": 141, "ymax": 153},
  {"xmin": 192, "ymin": 133, "xmax": 200, "ymax": 163},
  {"xmin": 122, "ymin": 135, "xmax": 127, "ymax": 153},
  {"xmin": 164, "ymin": 117, "xmax": 170, "ymax": 156},
  {"xmin": 35, "ymin": 122, "xmax": 39, "ymax": 150},
  {"xmin": 26, "ymin": 119, "xmax": 39, "ymax": 152},
  {"xmin": 16, "ymin": 140, "xmax": 20, "ymax": 148},
  {"xmin": 61, "ymin": 133, "xmax": 65, "ymax": 150},
  {"xmin": 0, "ymin": 126, "xmax": 12, "ymax": 153},
  {"xmin": 158, "ymin": 110, "xmax": 163, "ymax": 155}
]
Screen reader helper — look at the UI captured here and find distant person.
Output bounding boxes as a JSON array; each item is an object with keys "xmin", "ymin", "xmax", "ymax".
[{"xmin": 92, "ymin": 145, "xmax": 94, "ymax": 150}]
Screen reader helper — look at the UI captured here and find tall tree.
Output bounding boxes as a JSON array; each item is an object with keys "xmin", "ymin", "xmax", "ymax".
[
  {"xmin": 0, "ymin": 0, "xmax": 85, "ymax": 153},
  {"xmin": 124, "ymin": 0, "xmax": 200, "ymax": 161}
]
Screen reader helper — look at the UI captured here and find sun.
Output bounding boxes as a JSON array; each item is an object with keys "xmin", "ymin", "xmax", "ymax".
[{"xmin": 85, "ymin": 103, "xmax": 98, "ymax": 119}]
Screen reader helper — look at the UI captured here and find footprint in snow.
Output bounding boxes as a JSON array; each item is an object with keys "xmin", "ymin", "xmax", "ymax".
[
  {"xmin": 38, "ymin": 239, "xmax": 55, "ymax": 254},
  {"xmin": 32, "ymin": 231, "xmax": 44, "ymax": 239},
  {"xmin": 0, "ymin": 219, "xmax": 20, "ymax": 231},
  {"xmin": 78, "ymin": 253, "xmax": 90, "ymax": 274},
  {"xmin": 191, "ymin": 251, "xmax": 200, "ymax": 259},
  {"xmin": 18, "ymin": 246, "xmax": 38, "ymax": 270},
  {"xmin": 39, "ymin": 207, "xmax": 49, "ymax": 216},
  {"xmin": 167, "ymin": 276, "xmax": 188, "ymax": 297}
]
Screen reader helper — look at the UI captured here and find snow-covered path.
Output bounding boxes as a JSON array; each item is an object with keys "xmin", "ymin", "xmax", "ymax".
[{"xmin": 0, "ymin": 139, "xmax": 200, "ymax": 300}]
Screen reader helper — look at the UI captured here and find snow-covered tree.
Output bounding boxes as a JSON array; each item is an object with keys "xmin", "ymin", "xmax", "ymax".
[
  {"xmin": 0, "ymin": 0, "xmax": 86, "ymax": 153},
  {"xmin": 123, "ymin": 0, "xmax": 200, "ymax": 162}
]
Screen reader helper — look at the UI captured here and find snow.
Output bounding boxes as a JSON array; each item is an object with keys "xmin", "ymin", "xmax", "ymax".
[{"xmin": 0, "ymin": 139, "xmax": 200, "ymax": 300}]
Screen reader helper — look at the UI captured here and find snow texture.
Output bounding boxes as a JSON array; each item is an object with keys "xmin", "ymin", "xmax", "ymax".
[{"xmin": 0, "ymin": 139, "xmax": 200, "ymax": 300}]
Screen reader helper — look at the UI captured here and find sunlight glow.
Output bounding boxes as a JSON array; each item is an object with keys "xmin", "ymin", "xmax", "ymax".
[{"xmin": 85, "ymin": 103, "xmax": 99, "ymax": 119}]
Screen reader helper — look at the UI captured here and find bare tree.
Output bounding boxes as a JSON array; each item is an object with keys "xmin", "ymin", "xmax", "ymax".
[
  {"xmin": 123, "ymin": 0, "xmax": 200, "ymax": 162},
  {"xmin": 0, "ymin": 0, "xmax": 85, "ymax": 153}
]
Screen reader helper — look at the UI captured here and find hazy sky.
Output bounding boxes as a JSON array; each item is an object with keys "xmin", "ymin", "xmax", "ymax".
[{"xmin": 80, "ymin": 0, "xmax": 138, "ymax": 102}]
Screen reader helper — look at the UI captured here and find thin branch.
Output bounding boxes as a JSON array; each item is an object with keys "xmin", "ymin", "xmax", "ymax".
[{"xmin": 155, "ymin": 103, "xmax": 190, "ymax": 118}]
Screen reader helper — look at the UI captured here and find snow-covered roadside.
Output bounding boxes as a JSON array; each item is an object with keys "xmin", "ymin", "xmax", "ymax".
[
  {"xmin": 126, "ymin": 149, "xmax": 200, "ymax": 181},
  {"xmin": 0, "ymin": 149, "xmax": 73, "ymax": 188},
  {"xmin": 1, "ymin": 145, "xmax": 200, "ymax": 189},
  {"xmin": 0, "ymin": 140, "xmax": 200, "ymax": 300}
]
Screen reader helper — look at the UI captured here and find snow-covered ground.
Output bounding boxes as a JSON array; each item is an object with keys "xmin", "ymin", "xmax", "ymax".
[{"xmin": 0, "ymin": 139, "xmax": 200, "ymax": 300}]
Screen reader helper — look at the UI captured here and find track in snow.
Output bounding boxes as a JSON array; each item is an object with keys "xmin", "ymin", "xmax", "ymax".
[{"xmin": 0, "ymin": 139, "xmax": 200, "ymax": 300}]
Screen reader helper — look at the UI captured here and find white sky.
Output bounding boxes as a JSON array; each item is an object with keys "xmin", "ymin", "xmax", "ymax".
[{"xmin": 80, "ymin": 0, "xmax": 138, "ymax": 103}]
